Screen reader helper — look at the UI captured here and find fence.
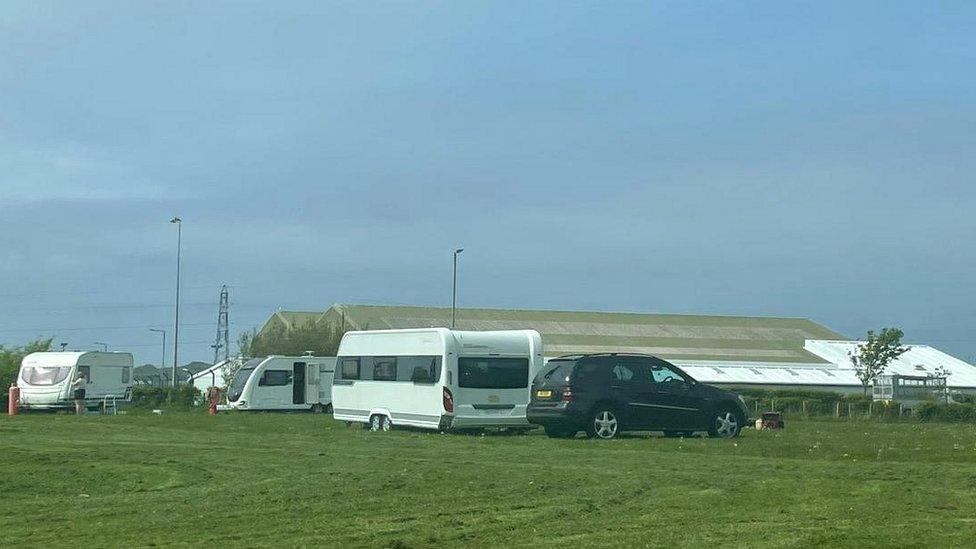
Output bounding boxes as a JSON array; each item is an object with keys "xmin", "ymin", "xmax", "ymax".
[{"xmin": 743, "ymin": 396, "xmax": 912, "ymax": 421}]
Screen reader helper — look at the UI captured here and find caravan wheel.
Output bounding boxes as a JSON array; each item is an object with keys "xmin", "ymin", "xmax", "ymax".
[
  {"xmin": 310, "ymin": 404, "xmax": 324, "ymax": 413},
  {"xmin": 380, "ymin": 415, "xmax": 392, "ymax": 431},
  {"xmin": 369, "ymin": 414, "xmax": 388, "ymax": 432}
]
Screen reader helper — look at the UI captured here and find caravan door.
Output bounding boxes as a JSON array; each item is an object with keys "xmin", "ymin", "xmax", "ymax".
[{"xmin": 292, "ymin": 362, "xmax": 306, "ymax": 405}]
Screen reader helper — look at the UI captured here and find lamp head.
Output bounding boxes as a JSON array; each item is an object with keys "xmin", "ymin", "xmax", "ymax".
[
  {"xmin": 170, "ymin": 217, "xmax": 181, "ymax": 224},
  {"xmin": 455, "ymin": 248, "xmax": 464, "ymax": 255}
]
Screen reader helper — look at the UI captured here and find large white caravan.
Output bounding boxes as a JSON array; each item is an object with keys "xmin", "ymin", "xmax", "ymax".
[
  {"xmin": 225, "ymin": 356, "xmax": 336, "ymax": 412},
  {"xmin": 17, "ymin": 351, "xmax": 134, "ymax": 410},
  {"xmin": 332, "ymin": 328, "xmax": 544, "ymax": 431}
]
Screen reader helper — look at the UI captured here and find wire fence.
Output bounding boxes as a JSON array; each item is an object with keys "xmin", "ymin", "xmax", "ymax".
[{"xmin": 744, "ymin": 397, "xmax": 915, "ymax": 421}]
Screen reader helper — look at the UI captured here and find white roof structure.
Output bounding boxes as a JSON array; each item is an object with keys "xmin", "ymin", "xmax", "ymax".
[
  {"xmin": 676, "ymin": 359, "xmax": 856, "ymax": 388},
  {"xmin": 803, "ymin": 340, "xmax": 976, "ymax": 390},
  {"xmin": 671, "ymin": 341, "xmax": 976, "ymax": 392}
]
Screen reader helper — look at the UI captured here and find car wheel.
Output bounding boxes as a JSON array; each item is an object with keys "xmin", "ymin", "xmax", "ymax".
[
  {"xmin": 544, "ymin": 425, "xmax": 576, "ymax": 439},
  {"xmin": 369, "ymin": 414, "xmax": 383, "ymax": 431},
  {"xmin": 708, "ymin": 406, "xmax": 742, "ymax": 438},
  {"xmin": 380, "ymin": 415, "xmax": 392, "ymax": 432},
  {"xmin": 586, "ymin": 407, "xmax": 620, "ymax": 440}
]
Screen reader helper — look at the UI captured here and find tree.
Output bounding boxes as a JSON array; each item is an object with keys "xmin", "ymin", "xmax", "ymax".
[
  {"xmin": 249, "ymin": 319, "xmax": 355, "ymax": 357},
  {"xmin": 0, "ymin": 338, "xmax": 53, "ymax": 408},
  {"xmin": 236, "ymin": 329, "xmax": 254, "ymax": 359},
  {"xmin": 848, "ymin": 328, "xmax": 908, "ymax": 396},
  {"xmin": 931, "ymin": 364, "xmax": 951, "ymax": 404}
]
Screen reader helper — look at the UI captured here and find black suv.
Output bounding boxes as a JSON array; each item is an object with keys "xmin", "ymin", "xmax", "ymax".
[{"xmin": 527, "ymin": 354, "xmax": 749, "ymax": 439}]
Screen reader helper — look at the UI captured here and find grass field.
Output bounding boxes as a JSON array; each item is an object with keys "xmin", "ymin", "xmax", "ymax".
[{"xmin": 2, "ymin": 412, "xmax": 975, "ymax": 548}]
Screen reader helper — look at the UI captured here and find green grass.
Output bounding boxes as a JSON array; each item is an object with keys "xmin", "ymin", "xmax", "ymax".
[{"xmin": 2, "ymin": 413, "xmax": 975, "ymax": 547}]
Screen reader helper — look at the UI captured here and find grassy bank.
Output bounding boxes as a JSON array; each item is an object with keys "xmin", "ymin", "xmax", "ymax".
[{"xmin": 2, "ymin": 412, "xmax": 975, "ymax": 547}]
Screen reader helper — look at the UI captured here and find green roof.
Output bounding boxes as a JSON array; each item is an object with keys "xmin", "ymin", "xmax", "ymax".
[{"xmin": 261, "ymin": 304, "xmax": 844, "ymax": 364}]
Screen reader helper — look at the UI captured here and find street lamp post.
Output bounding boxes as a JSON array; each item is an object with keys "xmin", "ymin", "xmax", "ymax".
[
  {"xmin": 94, "ymin": 342, "xmax": 108, "ymax": 352},
  {"xmin": 170, "ymin": 217, "xmax": 182, "ymax": 388},
  {"xmin": 452, "ymin": 248, "xmax": 463, "ymax": 329},
  {"xmin": 149, "ymin": 329, "xmax": 166, "ymax": 385}
]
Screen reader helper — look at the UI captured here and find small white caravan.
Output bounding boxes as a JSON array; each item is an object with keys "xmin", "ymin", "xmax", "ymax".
[
  {"xmin": 17, "ymin": 351, "xmax": 134, "ymax": 410},
  {"xmin": 332, "ymin": 328, "xmax": 544, "ymax": 431},
  {"xmin": 225, "ymin": 356, "xmax": 336, "ymax": 412},
  {"xmin": 190, "ymin": 359, "xmax": 239, "ymax": 394}
]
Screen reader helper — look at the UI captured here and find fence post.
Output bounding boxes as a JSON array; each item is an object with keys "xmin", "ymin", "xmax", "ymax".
[
  {"xmin": 772, "ymin": 398, "xmax": 776, "ymax": 411},
  {"xmin": 848, "ymin": 402, "xmax": 852, "ymax": 419},
  {"xmin": 835, "ymin": 401, "xmax": 840, "ymax": 418},
  {"xmin": 869, "ymin": 401, "xmax": 873, "ymax": 417},
  {"xmin": 899, "ymin": 403, "xmax": 904, "ymax": 417},
  {"xmin": 802, "ymin": 400, "xmax": 807, "ymax": 418}
]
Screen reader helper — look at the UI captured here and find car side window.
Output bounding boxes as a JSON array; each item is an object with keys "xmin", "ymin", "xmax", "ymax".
[
  {"xmin": 649, "ymin": 363, "xmax": 685, "ymax": 384},
  {"xmin": 611, "ymin": 363, "xmax": 636, "ymax": 383}
]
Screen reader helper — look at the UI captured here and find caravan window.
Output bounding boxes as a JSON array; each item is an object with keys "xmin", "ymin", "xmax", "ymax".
[
  {"xmin": 20, "ymin": 366, "xmax": 72, "ymax": 386},
  {"xmin": 122, "ymin": 367, "xmax": 131, "ymax": 383},
  {"xmin": 458, "ymin": 357, "xmax": 529, "ymax": 389},
  {"xmin": 373, "ymin": 358, "xmax": 397, "ymax": 381},
  {"xmin": 339, "ymin": 358, "xmax": 360, "ymax": 380},
  {"xmin": 398, "ymin": 356, "xmax": 442, "ymax": 383},
  {"xmin": 259, "ymin": 370, "xmax": 291, "ymax": 386},
  {"xmin": 227, "ymin": 366, "xmax": 256, "ymax": 402}
]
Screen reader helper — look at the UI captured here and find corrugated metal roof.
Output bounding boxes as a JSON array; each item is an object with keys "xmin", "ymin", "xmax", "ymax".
[
  {"xmin": 268, "ymin": 304, "xmax": 844, "ymax": 364},
  {"xmin": 804, "ymin": 340, "xmax": 976, "ymax": 389},
  {"xmin": 673, "ymin": 359, "xmax": 858, "ymax": 387}
]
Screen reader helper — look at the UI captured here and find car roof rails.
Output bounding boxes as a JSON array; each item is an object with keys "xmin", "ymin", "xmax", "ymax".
[{"xmin": 553, "ymin": 352, "xmax": 664, "ymax": 360}]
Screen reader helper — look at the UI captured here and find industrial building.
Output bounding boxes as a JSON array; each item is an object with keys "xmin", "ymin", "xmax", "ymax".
[{"xmin": 257, "ymin": 304, "xmax": 976, "ymax": 394}]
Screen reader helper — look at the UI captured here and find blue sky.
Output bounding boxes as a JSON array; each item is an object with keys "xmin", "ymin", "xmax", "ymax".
[{"xmin": 2, "ymin": 1, "xmax": 974, "ymax": 365}]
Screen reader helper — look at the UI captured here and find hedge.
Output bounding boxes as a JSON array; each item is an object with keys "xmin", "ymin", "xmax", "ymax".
[
  {"xmin": 130, "ymin": 385, "xmax": 201, "ymax": 408},
  {"xmin": 915, "ymin": 402, "xmax": 976, "ymax": 422}
]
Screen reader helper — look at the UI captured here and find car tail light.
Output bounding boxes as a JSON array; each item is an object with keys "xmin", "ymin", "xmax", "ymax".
[
  {"xmin": 442, "ymin": 387, "xmax": 454, "ymax": 413},
  {"xmin": 561, "ymin": 387, "xmax": 574, "ymax": 403}
]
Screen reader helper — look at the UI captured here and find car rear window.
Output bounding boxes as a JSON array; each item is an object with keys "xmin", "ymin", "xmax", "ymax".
[{"xmin": 533, "ymin": 360, "xmax": 576, "ymax": 387}]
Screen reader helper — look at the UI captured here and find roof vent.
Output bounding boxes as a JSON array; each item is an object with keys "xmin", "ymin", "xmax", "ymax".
[
  {"xmin": 914, "ymin": 364, "xmax": 927, "ymax": 371},
  {"xmin": 711, "ymin": 367, "xmax": 725, "ymax": 374},
  {"xmin": 785, "ymin": 369, "xmax": 799, "ymax": 376},
  {"xmin": 749, "ymin": 368, "xmax": 763, "ymax": 376}
]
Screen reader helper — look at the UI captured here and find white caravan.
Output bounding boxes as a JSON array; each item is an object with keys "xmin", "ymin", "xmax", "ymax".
[
  {"xmin": 332, "ymin": 328, "xmax": 544, "ymax": 431},
  {"xmin": 17, "ymin": 351, "xmax": 134, "ymax": 410},
  {"xmin": 225, "ymin": 356, "xmax": 336, "ymax": 412}
]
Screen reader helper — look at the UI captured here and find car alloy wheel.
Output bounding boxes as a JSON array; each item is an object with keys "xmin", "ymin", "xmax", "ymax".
[
  {"xmin": 713, "ymin": 411, "xmax": 740, "ymax": 438},
  {"xmin": 592, "ymin": 410, "xmax": 619, "ymax": 439}
]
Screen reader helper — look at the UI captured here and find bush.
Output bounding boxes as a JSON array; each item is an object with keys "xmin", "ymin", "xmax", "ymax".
[
  {"xmin": 131, "ymin": 385, "xmax": 200, "ymax": 409},
  {"xmin": 915, "ymin": 402, "xmax": 976, "ymax": 423}
]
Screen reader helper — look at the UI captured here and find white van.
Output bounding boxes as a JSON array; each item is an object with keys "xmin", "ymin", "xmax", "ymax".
[
  {"xmin": 332, "ymin": 328, "xmax": 544, "ymax": 431},
  {"xmin": 225, "ymin": 356, "xmax": 336, "ymax": 412},
  {"xmin": 17, "ymin": 351, "xmax": 134, "ymax": 410}
]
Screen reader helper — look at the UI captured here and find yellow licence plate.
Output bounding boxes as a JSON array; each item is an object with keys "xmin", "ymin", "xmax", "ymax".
[{"xmin": 536, "ymin": 390, "xmax": 552, "ymax": 398}]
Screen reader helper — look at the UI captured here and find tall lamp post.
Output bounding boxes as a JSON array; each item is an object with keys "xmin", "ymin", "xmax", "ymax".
[
  {"xmin": 170, "ymin": 217, "xmax": 182, "ymax": 387},
  {"xmin": 94, "ymin": 342, "xmax": 108, "ymax": 352},
  {"xmin": 452, "ymin": 248, "xmax": 463, "ymax": 328},
  {"xmin": 149, "ymin": 329, "xmax": 166, "ymax": 386}
]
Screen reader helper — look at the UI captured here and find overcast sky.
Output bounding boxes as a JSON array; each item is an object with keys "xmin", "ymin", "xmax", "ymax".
[{"xmin": 2, "ymin": 1, "xmax": 974, "ymax": 366}]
